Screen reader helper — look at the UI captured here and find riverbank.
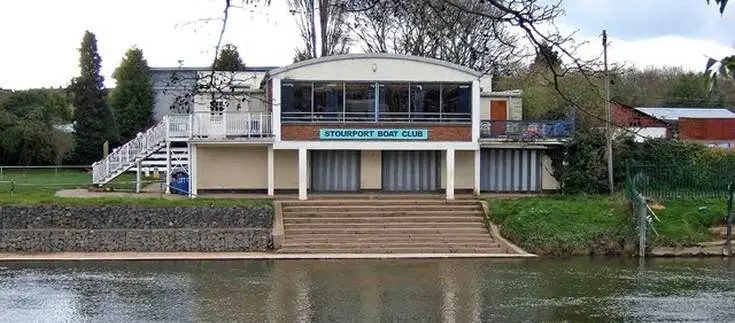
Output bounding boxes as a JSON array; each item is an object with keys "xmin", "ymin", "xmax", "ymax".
[
  {"xmin": 0, "ymin": 251, "xmax": 529, "ymax": 261},
  {"xmin": 0, "ymin": 204, "xmax": 273, "ymax": 252},
  {"xmin": 487, "ymin": 195, "xmax": 728, "ymax": 256}
]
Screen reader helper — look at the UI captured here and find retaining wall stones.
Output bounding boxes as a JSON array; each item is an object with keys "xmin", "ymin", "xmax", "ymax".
[{"xmin": 0, "ymin": 205, "xmax": 273, "ymax": 252}]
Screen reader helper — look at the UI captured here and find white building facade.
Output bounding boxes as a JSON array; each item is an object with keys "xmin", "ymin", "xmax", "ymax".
[{"xmin": 94, "ymin": 54, "xmax": 573, "ymax": 199}]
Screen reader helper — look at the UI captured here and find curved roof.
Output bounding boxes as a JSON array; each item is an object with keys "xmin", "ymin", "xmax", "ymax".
[{"xmin": 267, "ymin": 53, "xmax": 483, "ymax": 78}]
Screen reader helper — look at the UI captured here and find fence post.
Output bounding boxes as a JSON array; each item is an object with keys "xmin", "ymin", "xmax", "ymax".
[
  {"xmin": 725, "ymin": 183, "xmax": 733, "ymax": 256},
  {"xmin": 638, "ymin": 193, "xmax": 647, "ymax": 258}
]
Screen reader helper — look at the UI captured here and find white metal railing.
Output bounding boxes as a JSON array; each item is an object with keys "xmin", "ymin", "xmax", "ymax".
[
  {"xmin": 167, "ymin": 114, "xmax": 191, "ymax": 138},
  {"xmin": 92, "ymin": 112, "xmax": 273, "ymax": 184},
  {"xmin": 92, "ymin": 118, "xmax": 168, "ymax": 184},
  {"xmin": 190, "ymin": 111, "xmax": 273, "ymax": 138}
]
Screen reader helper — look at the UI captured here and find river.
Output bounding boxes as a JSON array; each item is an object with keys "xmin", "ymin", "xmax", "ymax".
[{"xmin": 0, "ymin": 258, "xmax": 733, "ymax": 322}]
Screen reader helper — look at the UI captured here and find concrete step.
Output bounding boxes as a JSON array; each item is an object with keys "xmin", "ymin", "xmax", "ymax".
[
  {"xmin": 281, "ymin": 242, "xmax": 502, "ymax": 249},
  {"xmin": 280, "ymin": 200, "xmax": 481, "ymax": 207},
  {"xmin": 284, "ymin": 222, "xmax": 484, "ymax": 229},
  {"xmin": 277, "ymin": 247, "xmax": 507, "ymax": 254},
  {"xmin": 283, "ymin": 233, "xmax": 494, "ymax": 241},
  {"xmin": 284, "ymin": 216, "xmax": 483, "ymax": 224},
  {"xmin": 284, "ymin": 227, "xmax": 489, "ymax": 235},
  {"xmin": 283, "ymin": 205, "xmax": 482, "ymax": 213},
  {"xmin": 283, "ymin": 212, "xmax": 484, "ymax": 218}
]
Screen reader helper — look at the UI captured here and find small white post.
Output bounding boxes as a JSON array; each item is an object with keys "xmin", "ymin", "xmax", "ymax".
[
  {"xmin": 474, "ymin": 149, "xmax": 481, "ymax": 195},
  {"xmin": 189, "ymin": 143, "xmax": 198, "ymax": 198},
  {"xmin": 164, "ymin": 115, "xmax": 170, "ymax": 140},
  {"xmin": 446, "ymin": 148, "xmax": 455, "ymax": 200},
  {"xmin": 267, "ymin": 145, "xmax": 275, "ymax": 196},
  {"xmin": 189, "ymin": 113, "xmax": 194, "ymax": 138},
  {"xmin": 165, "ymin": 141, "xmax": 172, "ymax": 194},
  {"xmin": 135, "ymin": 161, "xmax": 142, "ymax": 193},
  {"xmin": 298, "ymin": 148, "xmax": 308, "ymax": 200},
  {"xmin": 272, "ymin": 78, "xmax": 282, "ymax": 141}
]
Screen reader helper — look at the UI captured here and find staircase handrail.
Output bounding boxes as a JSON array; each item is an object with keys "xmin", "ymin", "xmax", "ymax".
[{"xmin": 92, "ymin": 117, "xmax": 169, "ymax": 184}]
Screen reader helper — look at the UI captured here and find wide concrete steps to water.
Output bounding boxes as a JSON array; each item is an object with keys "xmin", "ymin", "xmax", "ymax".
[{"xmin": 277, "ymin": 200, "xmax": 509, "ymax": 254}]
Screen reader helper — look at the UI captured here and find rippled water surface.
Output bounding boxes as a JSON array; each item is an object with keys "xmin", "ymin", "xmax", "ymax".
[{"xmin": 1, "ymin": 258, "xmax": 734, "ymax": 322}]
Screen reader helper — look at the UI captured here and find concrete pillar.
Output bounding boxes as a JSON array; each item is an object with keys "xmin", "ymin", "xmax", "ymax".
[
  {"xmin": 267, "ymin": 145, "xmax": 275, "ymax": 196},
  {"xmin": 471, "ymin": 80, "xmax": 481, "ymax": 142},
  {"xmin": 298, "ymin": 148, "xmax": 307, "ymax": 200},
  {"xmin": 446, "ymin": 148, "xmax": 455, "ymax": 200},
  {"xmin": 189, "ymin": 144, "xmax": 198, "ymax": 198},
  {"xmin": 135, "ymin": 161, "xmax": 142, "ymax": 193},
  {"xmin": 165, "ymin": 141, "xmax": 172, "ymax": 194},
  {"xmin": 474, "ymin": 149, "xmax": 481, "ymax": 195},
  {"xmin": 271, "ymin": 78, "xmax": 281, "ymax": 141}
]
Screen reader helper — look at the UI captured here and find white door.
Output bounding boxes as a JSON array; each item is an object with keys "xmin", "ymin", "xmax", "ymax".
[{"xmin": 209, "ymin": 99, "xmax": 228, "ymax": 138}]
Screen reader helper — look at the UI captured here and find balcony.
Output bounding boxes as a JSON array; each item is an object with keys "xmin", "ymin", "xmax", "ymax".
[
  {"xmin": 282, "ymin": 111, "xmax": 471, "ymax": 124},
  {"xmin": 167, "ymin": 111, "xmax": 273, "ymax": 140},
  {"xmin": 480, "ymin": 119, "xmax": 574, "ymax": 141}
]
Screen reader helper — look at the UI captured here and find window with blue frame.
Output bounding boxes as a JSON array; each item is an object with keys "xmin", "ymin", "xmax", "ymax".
[
  {"xmin": 410, "ymin": 84, "xmax": 441, "ymax": 122},
  {"xmin": 281, "ymin": 82, "xmax": 312, "ymax": 121},
  {"xmin": 280, "ymin": 81, "xmax": 471, "ymax": 123},
  {"xmin": 442, "ymin": 83, "xmax": 471, "ymax": 121},
  {"xmin": 378, "ymin": 83, "xmax": 410, "ymax": 121},
  {"xmin": 344, "ymin": 83, "xmax": 375, "ymax": 121},
  {"xmin": 314, "ymin": 82, "xmax": 344, "ymax": 121}
]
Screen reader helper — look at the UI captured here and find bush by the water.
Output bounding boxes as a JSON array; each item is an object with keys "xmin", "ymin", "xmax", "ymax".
[
  {"xmin": 489, "ymin": 196, "xmax": 727, "ymax": 256},
  {"xmin": 489, "ymin": 196, "xmax": 632, "ymax": 256},
  {"xmin": 549, "ymin": 129, "xmax": 735, "ymax": 195}
]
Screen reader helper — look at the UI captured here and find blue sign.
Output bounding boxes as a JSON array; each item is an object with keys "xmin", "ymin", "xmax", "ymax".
[{"xmin": 320, "ymin": 128, "xmax": 429, "ymax": 140}]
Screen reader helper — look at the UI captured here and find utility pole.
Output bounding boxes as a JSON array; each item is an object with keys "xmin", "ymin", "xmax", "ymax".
[{"xmin": 603, "ymin": 30, "xmax": 614, "ymax": 194}]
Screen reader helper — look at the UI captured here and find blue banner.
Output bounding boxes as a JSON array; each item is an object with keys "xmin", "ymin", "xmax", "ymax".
[{"xmin": 319, "ymin": 128, "xmax": 429, "ymax": 140}]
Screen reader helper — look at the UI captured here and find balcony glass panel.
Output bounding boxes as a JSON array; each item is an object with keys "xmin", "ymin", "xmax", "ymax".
[
  {"xmin": 378, "ymin": 83, "xmax": 409, "ymax": 121},
  {"xmin": 410, "ymin": 83, "xmax": 441, "ymax": 122},
  {"xmin": 345, "ymin": 83, "xmax": 375, "ymax": 121},
  {"xmin": 442, "ymin": 83, "xmax": 471, "ymax": 122},
  {"xmin": 281, "ymin": 82, "xmax": 312, "ymax": 122},
  {"xmin": 314, "ymin": 82, "xmax": 344, "ymax": 121}
]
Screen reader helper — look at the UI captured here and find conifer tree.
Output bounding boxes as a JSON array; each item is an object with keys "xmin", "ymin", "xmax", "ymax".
[
  {"xmin": 212, "ymin": 44, "xmax": 245, "ymax": 71},
  {"xmin": 69, "ymin": 31, "xmax": 117, "ymax": 165},
  {"xmin": 110, "ymin": 47, "xmax": 154, "ymax": 140}
]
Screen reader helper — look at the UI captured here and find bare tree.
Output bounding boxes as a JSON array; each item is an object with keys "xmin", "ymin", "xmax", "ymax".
[
  {"xmin": 350, "ymin": 0, "xmax": 523, "ymax": 75},
  {"xmin": 288, "ymin": 0, "xmax": 351, "ymax": 61}
]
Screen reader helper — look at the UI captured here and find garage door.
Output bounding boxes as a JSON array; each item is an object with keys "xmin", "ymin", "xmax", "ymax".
[
  {"xmin": 382, "ymin": 151, "xmax": 440, "ymax": 192},
  {"xmin": 480, "ymin": 149, "xmax": 541, "ymax": 192},
  {"xmin": 311, "ymin": 150, "xmax": 361, "ymax": 192}
]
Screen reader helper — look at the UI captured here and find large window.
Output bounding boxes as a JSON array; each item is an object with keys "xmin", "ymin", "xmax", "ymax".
[
  {"xmin": 442, "ymin": 83, "xmax": 471, "ymax": 121},
  {"xmin": 379, "ymin": 83, "xmax": 409, "ymax": 121},
  {"xmin": 344, "ymin": 83, "xmax": 375, "ymax": 121},
  {"xmin": 410, "ymin": 84, "xmax": 441, "ymax": 122},
  {"xmin": 280, "ymin": 81, "xmax": 471, "ymax": 123},
  {"xmin": 313, "ymin": 82, "xmax": 344, "ymax": 121},
  {"xmin": 281, "ymin": 82, "xmax": 312, "ymax": 121}
]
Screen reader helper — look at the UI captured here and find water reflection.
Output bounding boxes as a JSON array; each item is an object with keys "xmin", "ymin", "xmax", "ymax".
[{"xmin": 0, "ymin": 258, "xmax": 733, "ymax": 322}]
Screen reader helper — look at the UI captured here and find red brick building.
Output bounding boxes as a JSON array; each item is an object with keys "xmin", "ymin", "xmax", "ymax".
[{"xmin": 611, "ymin": 101, "xmax": 670, "ymax": 141}]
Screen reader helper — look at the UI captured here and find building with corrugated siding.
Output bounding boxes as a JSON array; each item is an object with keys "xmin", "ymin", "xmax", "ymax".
[
  {"xmin": 679, "ymin": 118, "xmax": 735, "ymax": 148},
  {"xmin": 93, "ymin": 53, "xmax": 574, "ymax": 199}
]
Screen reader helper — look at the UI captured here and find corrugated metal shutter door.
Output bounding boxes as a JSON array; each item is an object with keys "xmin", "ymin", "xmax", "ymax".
[
  {"xmin": 311, "ymin": 150, "xmax": 361, "ymax": 192},
  {"xmin": 382, "ymin": 151, "xmax": 440, "ymax": 192},
  {"xmin": 480, "ymin": 149, "xmax": 541, "ymax": 192}
]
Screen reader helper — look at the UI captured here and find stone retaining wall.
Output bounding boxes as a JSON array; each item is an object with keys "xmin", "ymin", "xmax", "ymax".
[{"xmin": 0, "ymin": 205, "xmax": 273, "ymax": 252}]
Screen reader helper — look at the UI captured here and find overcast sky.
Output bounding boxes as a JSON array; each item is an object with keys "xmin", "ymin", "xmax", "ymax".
[{"xmin": 0, "ymin": 0, "xmax": 733, "ymax": 90}]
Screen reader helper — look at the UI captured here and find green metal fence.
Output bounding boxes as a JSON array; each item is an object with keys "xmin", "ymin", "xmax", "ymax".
[
  {"xmin": 626, "ymin": 162, "xmax": 734, "ymax": 200},
  {"xmin": 625, "ymin": 161, "xmax": 735, "ymax": 256}
]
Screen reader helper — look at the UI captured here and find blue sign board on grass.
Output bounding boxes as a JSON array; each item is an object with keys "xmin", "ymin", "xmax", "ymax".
[{"xmin": 320, "ymin": 128, "xmax": 428, "ymax": 140}]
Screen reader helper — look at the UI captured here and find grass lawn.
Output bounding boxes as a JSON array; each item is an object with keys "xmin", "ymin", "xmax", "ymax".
[
  {"xmin": 0, "ymin": 168, "xmax": 272, "ymax": 208},
  {"xmin": 488, "ymin": 195, "xmax": 730, "ymax": 255}
]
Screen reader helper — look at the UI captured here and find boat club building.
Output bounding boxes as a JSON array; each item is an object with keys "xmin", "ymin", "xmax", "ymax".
[{"xmin": 93, "ymin": 53, "xmax": 573, "ymax": 199}]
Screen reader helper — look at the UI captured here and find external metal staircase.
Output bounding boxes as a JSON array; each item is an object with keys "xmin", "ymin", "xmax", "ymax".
[{"xmin": 92, "ymin": 118, "xmax": 170, "ymax": 185}]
